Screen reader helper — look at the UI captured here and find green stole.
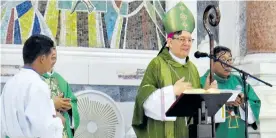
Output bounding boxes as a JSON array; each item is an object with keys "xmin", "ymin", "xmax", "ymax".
[
  {"xmin": 159, "ymin": 57, "xmax": 175, "ymax": 138},
  {"xmin": 42, "ymin": 72, "xmax": 80, "ymax": 138}
]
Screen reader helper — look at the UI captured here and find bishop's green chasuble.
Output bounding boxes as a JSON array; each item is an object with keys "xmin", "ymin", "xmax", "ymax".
[
  {"xmin": 42, "ymin": 72, "xmax": 80, "ymax": 138},
  {"xmin": 132, "ymin": 1, "xmax": 198, "ymax": 137},
  {"xmin": 200, "ymin": 70, "xmax": 261, "ymax": 138},
  {"xmin": 132, "ymin": 48, "xmax": 201, "ymax": 138}
]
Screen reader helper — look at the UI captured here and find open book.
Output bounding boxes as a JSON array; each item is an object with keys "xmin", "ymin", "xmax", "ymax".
[{"xmin": 183, "ymin": 88, "xmax": 220, "ymax": 94}]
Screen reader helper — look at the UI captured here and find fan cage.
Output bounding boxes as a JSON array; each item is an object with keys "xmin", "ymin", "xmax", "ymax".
[{"xmin": 74, "ymin": 90, "xmax": 125, "ymax": 138}]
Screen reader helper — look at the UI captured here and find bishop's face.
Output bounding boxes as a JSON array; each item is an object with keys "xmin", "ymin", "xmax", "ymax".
[{"xmin": 167, "ymin": 31, "xmax": 193, "ymax": 58}]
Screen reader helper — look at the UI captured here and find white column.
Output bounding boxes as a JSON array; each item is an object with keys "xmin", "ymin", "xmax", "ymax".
[
  {"xmin": 237, "ymin": 54, "xmax": 276, "ymax": 138},
  {"xmin": 219, "ymin": 1, "xmax": 240, "ymax": 57}
]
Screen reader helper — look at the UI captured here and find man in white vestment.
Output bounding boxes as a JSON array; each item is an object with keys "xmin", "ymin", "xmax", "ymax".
[{"xmin": 0, "ymin": 35, "xmax": 64, "ymax": 138}]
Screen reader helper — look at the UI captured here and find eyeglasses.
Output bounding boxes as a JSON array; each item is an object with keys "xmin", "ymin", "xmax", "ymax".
[
  {"xmin": 173, "ymin": 37, "xmax": 194, "ymax": 44},
  {"xmin": 218, "ymin": 58, "xmax": 235, "ymax": 70},
  {"xmin": 216, "ymin": 52, "xmax": 234, "ymax": 64},
  {"xmin": 219, "ymin": 58, "xmax": 234, "ymax": 63}
]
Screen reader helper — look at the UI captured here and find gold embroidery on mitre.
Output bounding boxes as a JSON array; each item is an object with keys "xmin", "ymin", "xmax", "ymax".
[
  {"xmin": 180, "ymin": 13, "xmax": 187, "ymax": 20},
  {"xmin": 182, "ymin": 23, "xmax": 188, "ymax": 30},
  {"xmin": 179, "ymin": 6, "xmax": 186, "ymax": 11}
]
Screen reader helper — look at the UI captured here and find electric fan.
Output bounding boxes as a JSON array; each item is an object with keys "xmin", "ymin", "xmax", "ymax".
[{"xmin": 74, "ymin": 90, "xmax": 125, "ymax": 138}]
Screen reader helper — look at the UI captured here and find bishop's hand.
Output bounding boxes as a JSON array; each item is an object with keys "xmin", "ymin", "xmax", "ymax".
[
  {"xmin": 204, "ymin": 73, "xmax": 218, "ymax": 90},
  {"xmin": 173, "ymin": 77, "xmax": 193, "ymax": 96}
]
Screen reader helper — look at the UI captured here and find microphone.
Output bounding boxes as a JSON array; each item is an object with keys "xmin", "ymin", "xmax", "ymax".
[{"xmin": 194, "ymin": 51, "xmax": 209, "ymax": 58}]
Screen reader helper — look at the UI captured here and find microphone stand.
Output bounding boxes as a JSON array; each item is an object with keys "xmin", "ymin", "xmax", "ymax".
[{"xmin": 202, "ymin": 54, "xmax": 273, "ymax": 138}]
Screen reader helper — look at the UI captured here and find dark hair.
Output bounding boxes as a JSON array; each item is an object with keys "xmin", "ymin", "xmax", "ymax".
[
  {"xmin": 23, "ymin": 35, "xmax": 54, "ymax": 64},
  {"xmin": 214, "ymin": 46, "xmax": 232, "ymax": 58},
  {"xmin": 172, "ymin": 30, "xmax": 183, "ymax": 38}
]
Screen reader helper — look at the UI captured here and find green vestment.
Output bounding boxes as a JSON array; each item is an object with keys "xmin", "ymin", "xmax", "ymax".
[
  {"xmin": 132, "ymin": 48, "xmax": 201, "ymax": 138},
  {"xmin": 42, "ymin": 72, "xmax": 80, "ymax": 138},
  {"xmin": 200, "ymin": 70, "xmax": 261, "ymax": 138}
]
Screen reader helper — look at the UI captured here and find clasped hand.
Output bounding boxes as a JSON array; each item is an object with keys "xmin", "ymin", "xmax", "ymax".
[{"xmin": 53, "ymin": 94, "xmax": 72, "ymax": 112}]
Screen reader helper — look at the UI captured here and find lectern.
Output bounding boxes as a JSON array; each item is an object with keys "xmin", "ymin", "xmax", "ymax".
[{"xmin": 166, "ymin": 93, "xmax": 232, "ymax": 138}]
